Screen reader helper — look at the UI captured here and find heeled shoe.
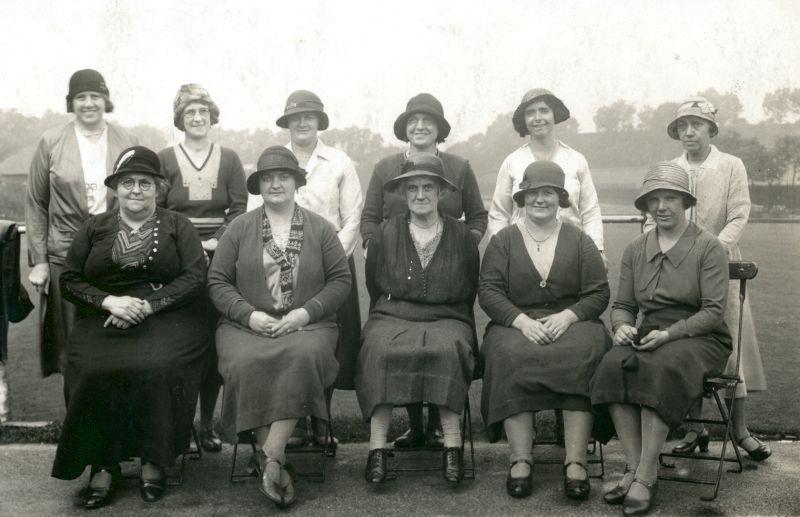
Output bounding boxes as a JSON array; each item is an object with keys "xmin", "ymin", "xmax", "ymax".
[
  {"xmin": 260, "ymin": 457, "xmax": 296, "ymax": 508},
  {"xmin": 442, "ymin": 447, "xmax": 464, "ymax": 484},
  {"xmin": 199, "ymin": 427, "xmax": 223, "ymax": 453},
  {"xmin": 622, "ymin": 478, "xmax": 658, "ymax": 516},
  {"xmin": 563, "ymin": 461, "xmax": 590, "ymax": 500},
  {"xmin": 505, "ymin": 459, "xmax": 533, "ymax": 498},
  {"xmin": 604, "ymin": 465, "xmax": 634, "ymax": 505},
  {"xmin": 83, "ymin": 465, "xmax": 120, "ymax": 510},
  {"xmin": 392, "ymin": 427, "xmax": 426, "ymax": 448},
  {"xmin": 365, "ymin": 449, "xmax": 389, "ymax": 484},
  {"xmin": 738, "ymin": 435, "xmax": 772, "ymax": 461},
  {"xmin": 139, "ymin": 465, "xmax": 166, "ymax": 503},
  {"xmin": 671, "ymin": 429, "xmax": 710, "ymax": 454}
]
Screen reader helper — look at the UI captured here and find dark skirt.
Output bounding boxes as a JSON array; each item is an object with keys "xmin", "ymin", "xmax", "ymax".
[
  {"xmin": 356, "ymin": 314, "xmax": 474, "ymax": 418},
  {"xmin": 590, "ymin": 312, "xmax": 731, "ymax": 429},
  {"xmin": 51, "ymin": 299, "xmax": 206, "ymax": 480},
  {"xmin": 216, "ymin": 320, "xmax": 339, "ymax": 443},
  {"xmin": 40, "ymin": 263, "xmax": 76, "ymax": 377},
  {"xmin": 333, "ymin": 256, "xmax": 362, "ymax": 390},
  {"xmin": 480, "ymin": 320, "xmax": 611, "ymax": 427}
]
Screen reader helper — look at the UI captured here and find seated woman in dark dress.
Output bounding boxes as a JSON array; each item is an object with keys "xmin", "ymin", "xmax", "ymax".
[
  {"xmin": 52, "ymin": 147, "xmax": 208, "ymax": 509},
  {"xmin": 356, "ymin": 153, "xmax": 479, "ymax": 485},
  {"xmin": 590, "ymin": 162, "xmax": 731, "ymax": 515},
  {"xmin": 208, "ymin": 146, "xmax": 351, "ymax": 508},
  {"xmin": 479, "ymin": 161, "xmax": 611, "ymax": 500}
]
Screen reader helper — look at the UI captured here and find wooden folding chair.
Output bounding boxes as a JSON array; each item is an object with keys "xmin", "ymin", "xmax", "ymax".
[{"xmin": 658, "ymin": 260, "xmax": 757, "ymax": 501}]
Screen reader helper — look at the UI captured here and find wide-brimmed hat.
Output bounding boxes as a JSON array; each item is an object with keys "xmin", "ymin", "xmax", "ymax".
[
  {"xmin": 512, "ymin": 161, "xmax": 571, "ymax": 208},
  {"xmin": 512, "ymin": 88, "xmax": 570, "ymax": 137},
  {"xmin": 104, "ymin": 146, "xmax": 165, "ymax": 188},
  {"xmin": 393, "ymin": 93, "xmax": 451, "ymax": 143},
  {"xmin": 66, "ymin": 69, "xmax": 114, "ymax": 113},
  {"xmin": 666, "ymin": 96, "xmax": 719, "ymax": 140},
  {"xmin": 173, "ymin": 83, "xmax": 220, "ymax": 131},
  {"xmin": 634, "ymin": 161, "xmax": 697, "ymax": 211},
  {"xmin": 276, "ymin": 90, "xmax": 329, "ymax": 130},
  {"xmin": 246, "ymin": 146, "xmax": 308, "ymax": 194},
  {"xmin": 384, "ymin": 153, "xmax": 457, "ymax": 193}
]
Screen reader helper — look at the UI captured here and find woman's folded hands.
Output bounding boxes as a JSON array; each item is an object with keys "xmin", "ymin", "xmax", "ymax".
[
  {"xmin": 248, "ymin": 309, "xmax": 310, "ymax": 338},
  {"xmin": 102, "ymin": 295, "xmax": 153, "ymax": 328}
]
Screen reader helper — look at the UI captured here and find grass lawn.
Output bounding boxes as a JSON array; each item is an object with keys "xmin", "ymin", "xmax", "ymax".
[{"xmin": 5, "ymin": 222, "xmax": 799, "ymax": 440}]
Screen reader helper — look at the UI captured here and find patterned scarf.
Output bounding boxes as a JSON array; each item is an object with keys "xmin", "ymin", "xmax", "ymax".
[
  {"xmin": 262, "ymin": 205, "xmax": 304, "ymax": 309},
  {"xmin": 112, "ymin": 214, "xmax": 158, "ymax": 270}
]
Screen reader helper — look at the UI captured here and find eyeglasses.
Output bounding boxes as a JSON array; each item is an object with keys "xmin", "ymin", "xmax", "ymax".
[
  {"xmin": 119, "ymin": 178, "xmax": 154, "ymax": 191},
  {"xmin": 184, "ymin": 108, "xmax": 211, "ymax": 119}
]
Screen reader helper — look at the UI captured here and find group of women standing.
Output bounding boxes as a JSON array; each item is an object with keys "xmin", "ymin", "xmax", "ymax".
[{"xmin": 26, "ymin": 69, "xmax": 769, "ymax": 513}]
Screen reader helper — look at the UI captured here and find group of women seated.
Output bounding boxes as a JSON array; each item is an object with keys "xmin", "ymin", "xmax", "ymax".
[{"xmin": 36, "ymin": 71, "xmax": 763, "ymax": 515}]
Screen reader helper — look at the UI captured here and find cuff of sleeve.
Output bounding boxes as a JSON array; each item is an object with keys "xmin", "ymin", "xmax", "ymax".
[
  {"xmin": 611, "ymin": 310, "xmax": 636, "ymax": 333},
  {"xmin": 231, "ymin": 304, "xmax": 256, "ymax": 328},
  {"xmin": 567, "ymin": 306, "xmax": 586, "ymax": 322},
  {"xmin": 502, "ymin": 308, "xmax": 524, "ymax": 328},
  {"xmin": 302, "ymin": 298, "xmax": 325, "ymax": 323},
  {"xmin": 666, "ymin": 320, "xmax": 689, "ymax": 340}
]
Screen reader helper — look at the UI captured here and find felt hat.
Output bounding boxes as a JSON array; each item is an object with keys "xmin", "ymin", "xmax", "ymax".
[
  {"xmin": 276, "ymin": 90, "xmax": 329, "ymax": 130},
  {"xmin": 512, "ymin": 160, "xmax": 571, "ymax": 207},
  {"xmin": 512, "ymin": 88, "xmax": 570, "ymax": 137},
  {"xmin": 66, "ymin": 69, "xmax": 113, "ymax": 113},
  {"xmin": 393, "ymin": 93, "xmax": 451, "ymax": 143},
  {"xmin": 104, "ymin": 146, "xmax": 165, "ymax": 188},
  {"xmin": 173, "ymin": 83, "xmax": 220, "ymax": 130},
  {"xmin": 246, "ymin": 146, "xmax": 308, "ymax": 194},
  {"xmin": 666, "ymin": 96, "xmax": 719, "ymax": 140},
  {"xmin": 384, "ymin": 153, "xmax": 457, "ymax": 193}
]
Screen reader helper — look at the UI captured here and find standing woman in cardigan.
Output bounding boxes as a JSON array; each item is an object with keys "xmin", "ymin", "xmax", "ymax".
[
  {"xmin": 479, "ymin": 161, "xmax": 611, "ymax": 500},
  {"xmin": 158, "ymin": 84, "xmax": 247, "ymax": 452},
  {"xmin": 208, "ymin": 146, "xmax": 350, "ymax": 508},
  {"xmin": 360, "ymin": 93, "xmax": 487, "ymax": 448},
  {"xmin": 658, "ymin": 97, "xmax": 770, "ymax": 461},
  {"xmin": 487, "ymin": 88, "xmax": 604, "ymax": 261},
  {"xmin": 357, "ymin": 153, "xmax": 479, "ymax": 485},
  {"xmin": 26, "ymin": 69, "xmax": 138, "ymax": 377}
]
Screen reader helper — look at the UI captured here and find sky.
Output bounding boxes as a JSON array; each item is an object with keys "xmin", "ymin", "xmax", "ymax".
[{"xmin": 2, "ymin": 0, "xmax": 799, "ymax": 145}]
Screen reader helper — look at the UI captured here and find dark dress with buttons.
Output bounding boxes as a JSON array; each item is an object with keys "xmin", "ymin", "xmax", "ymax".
[
  {"xmin": 355, "ymin": 214, "xmax": 479, "ymax": 418},
  {"xmin": 478, "ymin": 222, "xmax": 611, "ymax": 430},
  {"xmin": 51, "ymin": 208, "xmax": 207, "ymax": 480}
]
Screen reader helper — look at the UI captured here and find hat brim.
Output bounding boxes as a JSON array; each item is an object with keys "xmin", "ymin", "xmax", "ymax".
[
  {"xmin": 104, "ymin": 167, "xmax": 164, "ymax": 188},
  {"xmin": 512, "ymin": 94, "xmax": 570, "ymax": 137},
  {"xmin": 393, "ymin": 108, "xmax": 451, "ymax": 143},
  {"xmin": 384, "ymin": 170, "xmax": 458, "ymax": 193},
  {"xmin": 276, "ymin": 108, "xmax": 329, "ymax": 130},
  {"xmin": 512, "ymin": 184, "xmax": 570, "ymax": 208},
  {"xmin": 666, "ymin": 115, "xmax": 719, "ymax": 140},
  {"xmin": 246, "ymin": 166, "xmax": 308, "ymax": 195},
  {"xmin": 633, "ymin": 186, "xmax": 697, "ymax": 211}
]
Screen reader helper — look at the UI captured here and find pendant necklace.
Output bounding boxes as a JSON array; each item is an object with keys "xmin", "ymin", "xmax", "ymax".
[{"xmin": 523, "ymin": 220, "xmax": 558, "ymax": 288}]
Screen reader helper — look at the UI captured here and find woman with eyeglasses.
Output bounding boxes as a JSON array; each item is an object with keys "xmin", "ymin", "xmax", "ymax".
[
  {"xmin": 157, "ymin": 84, "xmax": 247, "ymax": 452},
  {"xmin": 52, "ymin": 147, "xmax": 208, "ymax": 509}
]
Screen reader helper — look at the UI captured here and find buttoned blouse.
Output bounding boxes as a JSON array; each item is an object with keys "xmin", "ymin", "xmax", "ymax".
[
  {"xmin": 611, "ymin": 223, "xmax": 729, "ymax": 340},
  {"xmin": 487, "ymin": 141, "xmax": 604, "ymax": 250}
]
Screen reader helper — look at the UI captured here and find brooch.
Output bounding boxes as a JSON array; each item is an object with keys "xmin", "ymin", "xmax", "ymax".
[{"xmin": 539, "ymin": 280, "xmax": 547, "ymax": 288}]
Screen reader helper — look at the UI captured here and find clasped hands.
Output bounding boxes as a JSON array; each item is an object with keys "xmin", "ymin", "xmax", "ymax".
[
  {"xmin": 102, "ymin": 295, "xmax": 153, "ymax": 329},
  {"xmin": 249, "ymin": 308, "xmax": 310, "ymax": 338},
  {"xmin": 512, "ymin": 310, "xmax": 578, "ymax": 345},
  {"xmin": 613, "ymin": 324, "xmax": 670, "ymax": 351}
]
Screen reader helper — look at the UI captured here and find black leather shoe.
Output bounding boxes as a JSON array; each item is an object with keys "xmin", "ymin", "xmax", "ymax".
[
  {"xmin": 563, "ymin": 461, "xmax": 590, "ymax": 500},
  {"xmin": 505, "ymin": 459, "xmax": 533, "ymax": 498},
  {"xmin": 623, "ymin": 478, "xmax": 658, "ymax": 515},
  {"xmin": 392, "ymin": 427, "xmax": 426, "ymax": 448},
  {"xmin": 83, "ymin": 465, "xmax": 120, "ymax": 510},
  {"xmin": 604, "ymin": 465, "xmax": 634, "ymax": 505},
  {"xmin": 139, "ymin": 468, "xmax": 167, "ymax": 503},
  {"xmin": 442, "ymin": 447, "xmax": 464, "ymax": 484},
  {"xmin": 199, "ymin": 427, "xmax": 223, "ymax": 453},
  {"xmin": 738, "ymin": 435, "xmax": 772, "ymax": 461},
  {"xmin": 671, "ymin": 429, "xmax": 710, "ymax": 454},
  {"xmin": 365, "ymin": 449, "xmax": 388, "ymax": 484}
]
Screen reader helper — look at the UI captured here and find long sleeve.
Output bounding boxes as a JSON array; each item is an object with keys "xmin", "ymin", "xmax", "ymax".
[
  {"xmin": 336, "ymin": 157, "xmax": 364, "ymax": 256},
  {"xmin": 144, "ymin": 214, "xmax": 206, "ymax": 313},
  {"xmin": 486, "ymin": 157, "xmax": 515, "ymax": 238},
  {"xmin": 59, "ymin": 219, "xmax": 111, "ymax": 309},
  {"xmin": 212, "ymin": 152, "xmax": 248, "ymax": 240},
  {"xmin": 665, "ymin": 239, "xmax": 728, "ymax": 339},
  {"xmin": 478, "ymin": 233, "xmax": 523, "ymax": 327},
  {"xmin": 716, "ymin": 158, "xmax": 750, "ymax": 251},
  {"xmin": 25, "ymin": 136, "xmax": 52, "ymax": 265},
  {"xmin": 364, "ymin": 223, "xmax": 382, "ymax": 305},
  {"xmin": 568, "ymin": 233, "xmax": 610, "ymax": 321},
  {"xmin": 575, "ymin": 159, "xmax": 604, "ymax": 251},
  {"xmin": 460, "ymin": 161, "xmax": 488, "ymax": 239},
  {"xmin": 360, "ymin": 162, "xmax": 386, "ymax": 246},
  {"xmin": 610, "ymin": 244, "xmax": 638, "ymax": 332},
  {"xmin": 301, "ymin": 223, "xmax": 351, "ymax": 322},
  {"xmin": 207, "ymin": 222, "xmax": 257, "ymax": 327}
]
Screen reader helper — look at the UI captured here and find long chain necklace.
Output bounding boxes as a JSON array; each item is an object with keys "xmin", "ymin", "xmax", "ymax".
[{"xmin": 523, "ymin": 219, "xmax": 559, "ymax": 252}]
